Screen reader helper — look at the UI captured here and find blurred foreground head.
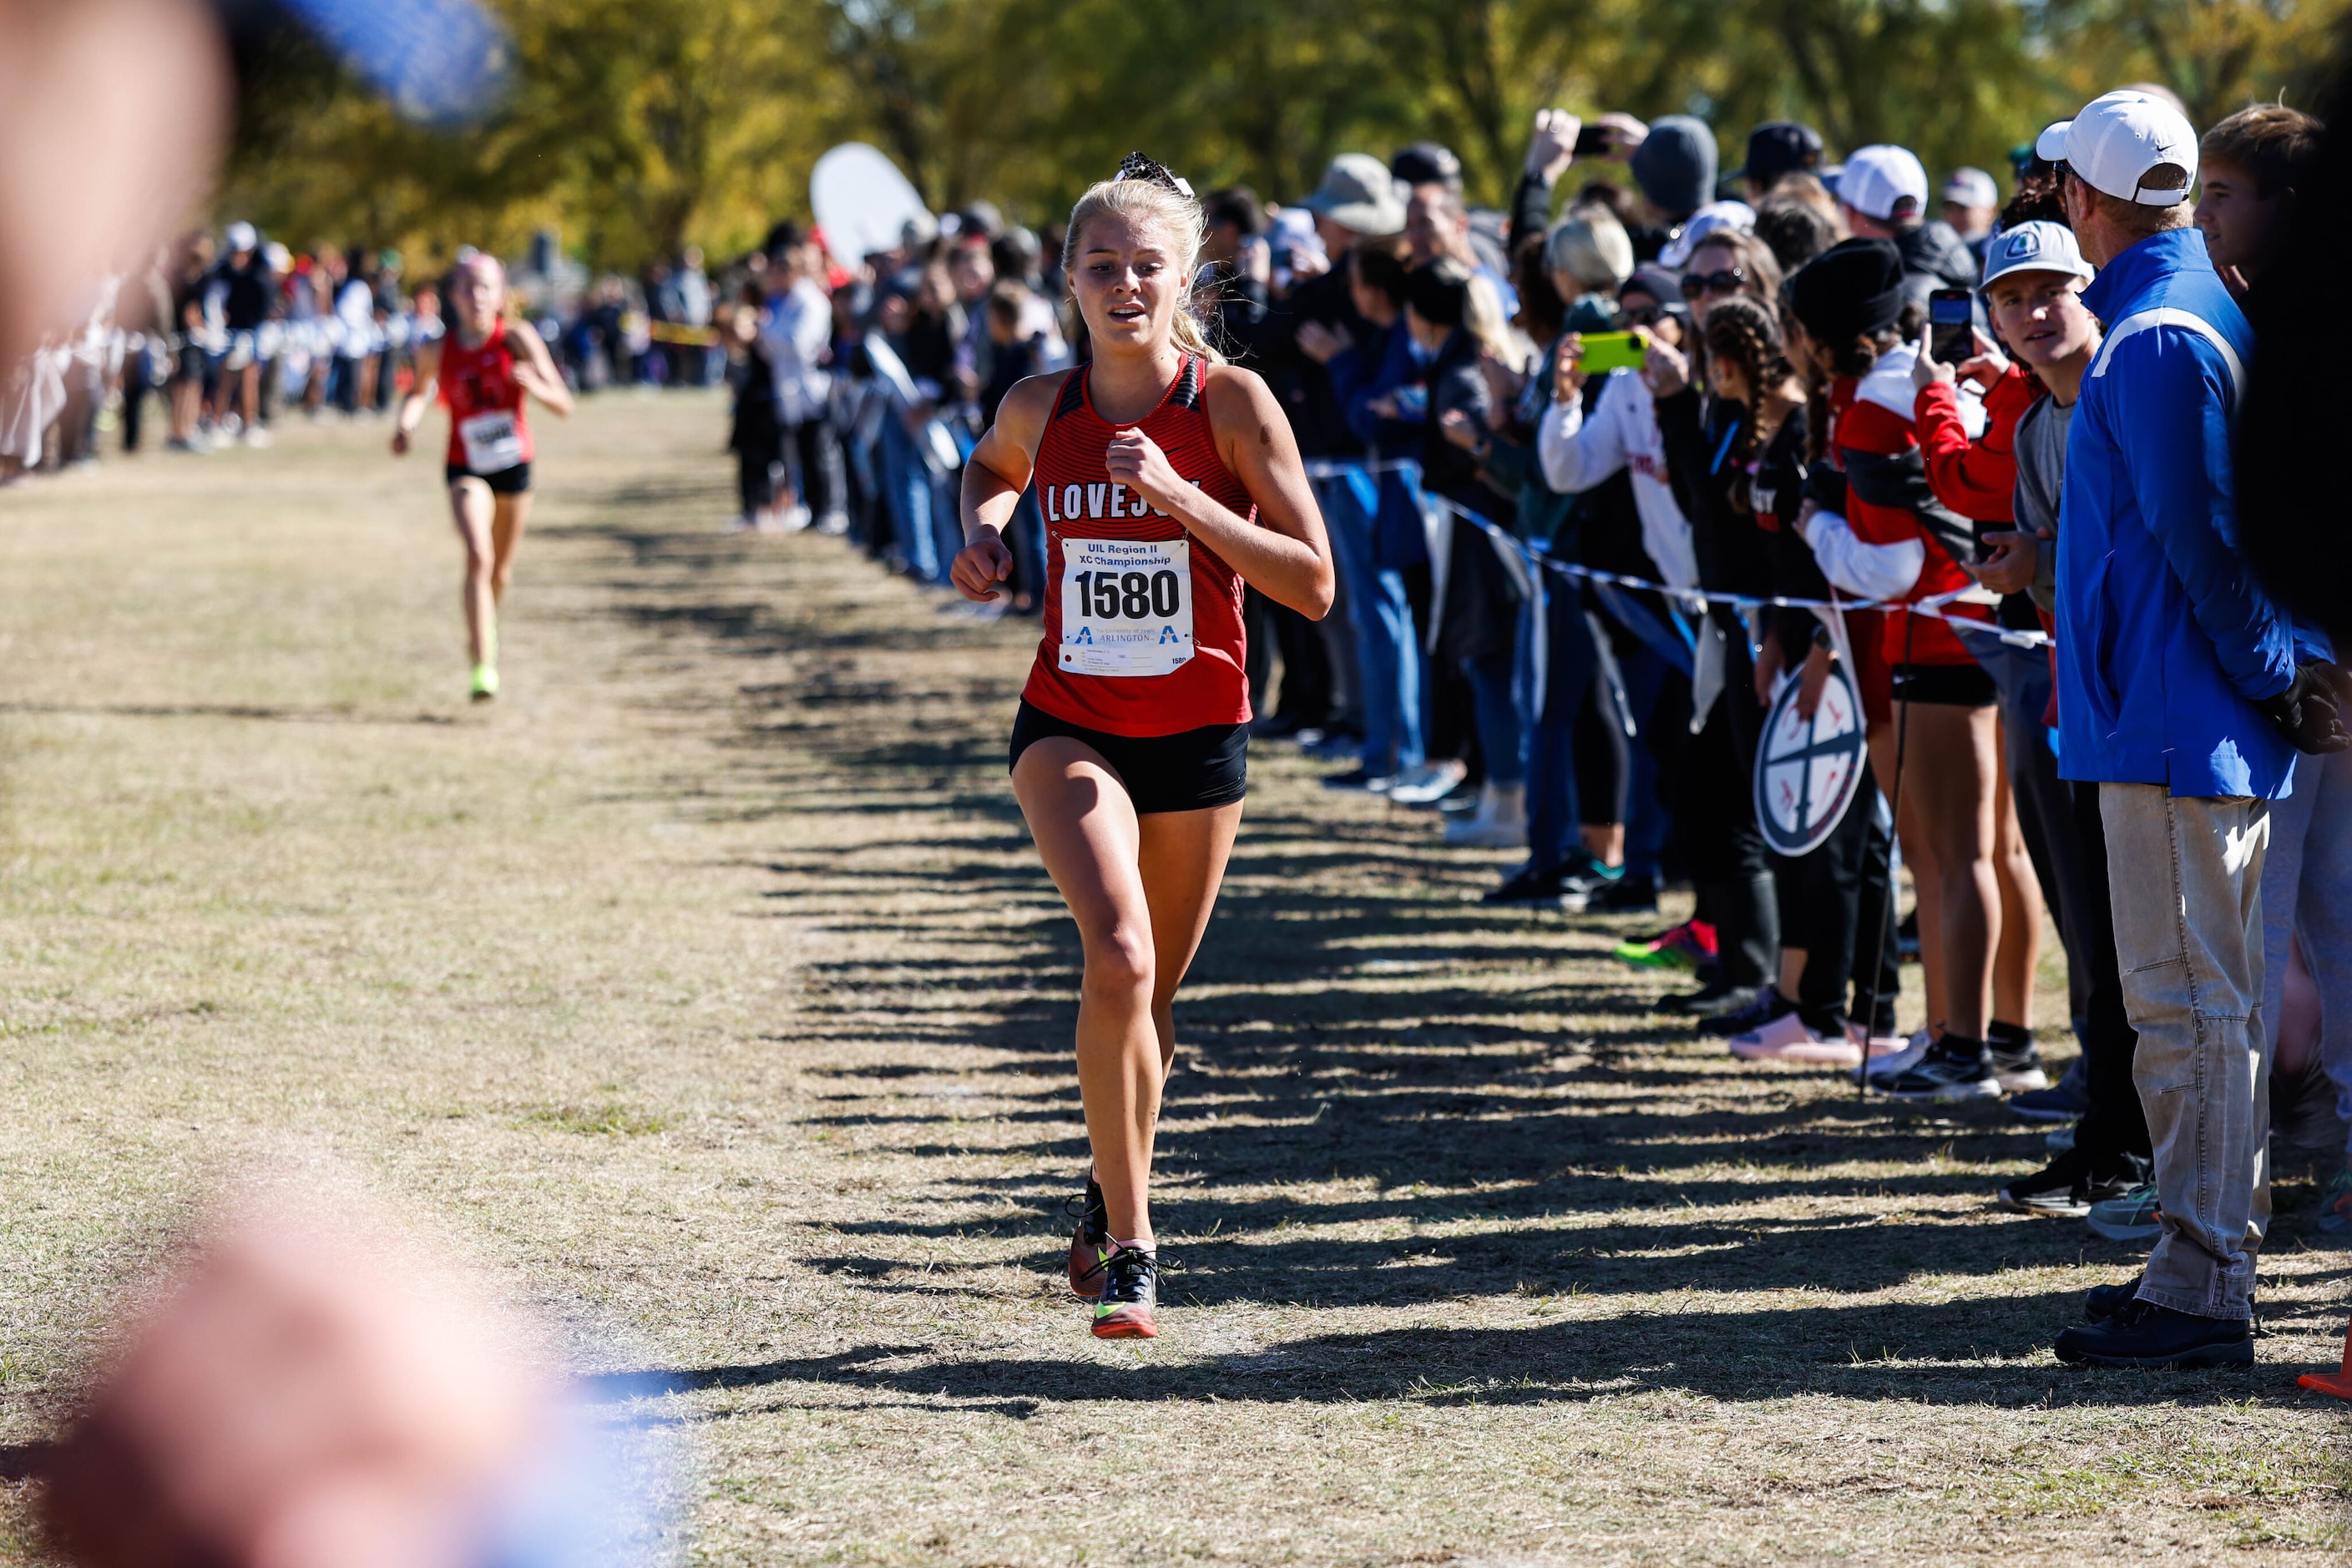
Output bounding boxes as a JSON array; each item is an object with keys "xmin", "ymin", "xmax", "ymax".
[
  {"xmin": 0, "ymin": 0, "xmax": 230, "ymax": 363},
  {"xmin": 40, "ymin": 1186, "xmax": 563, "ymax": 1568}
]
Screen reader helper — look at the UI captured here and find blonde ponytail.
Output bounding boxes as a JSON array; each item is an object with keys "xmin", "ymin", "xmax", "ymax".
[{"xmin": 1061, "ymin": 171, "xmax": 1228, "ymax": 367}]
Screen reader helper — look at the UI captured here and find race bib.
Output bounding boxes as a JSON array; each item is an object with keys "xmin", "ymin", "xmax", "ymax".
[
  {"xmin": 1058, "ymin": 535, "xmax": 1194, "ymax": 677},
  {"xmin": 459, "ymin": 411, "xmax": 524, "ymax": 473}
]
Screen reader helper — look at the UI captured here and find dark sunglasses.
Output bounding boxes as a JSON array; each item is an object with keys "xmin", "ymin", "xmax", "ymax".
[
  {"xmin": 1622, "ymin": 301, "xmax": 1666, "ymax": 326},
  {"xmin": 1679, "ymin": 268, "xmax": 1746, "ymax": 298}
]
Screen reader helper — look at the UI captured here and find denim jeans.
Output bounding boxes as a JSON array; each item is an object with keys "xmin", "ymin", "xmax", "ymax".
[
  {"xmin": 1314, "ymin": 473, "xmax": 1422, "ymax": 772},
  {"xmin": 1616, "ymin": 644, "xmax": 1683, "ymax": 882},
  {"xmin": 2103, "ymin": 782, "xmax": 2272, "ymax": 1320},
  {"xmin": 2259, "ymin": 748, "xmax": 2352, "ymax": 1161},
  {"xmin": 1526, "ymin": 578, "xmax": 1598, "ymax": 874},
  {"xmin": 878, "ymin": 413, "xmax": 940, "ymax": 581},
  {"xmin": 1464, "ymin": 643, "xmax": 1526, "ymax": 787}
]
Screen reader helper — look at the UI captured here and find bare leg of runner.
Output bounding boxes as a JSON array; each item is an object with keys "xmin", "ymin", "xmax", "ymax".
[
  {"xmin": 488, "ymin": 492, "xmax": 533, "ymax": 605},
  {"xmin": 451, "ymin": 478, "xmax": 497, "ymax": 669},
  {"xmin": 1014, "ymin": 737, "xmax": 1242, "ymax": 1248}
]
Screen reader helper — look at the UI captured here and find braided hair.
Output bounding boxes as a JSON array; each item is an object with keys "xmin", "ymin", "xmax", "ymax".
[{"xmin": 1702, "ymin": 295, "xmax": 1793, "ymax": 468}]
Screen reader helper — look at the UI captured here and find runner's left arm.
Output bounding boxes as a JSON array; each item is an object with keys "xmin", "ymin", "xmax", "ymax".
[
  {"xmin": 511, "ymin": 321, "xmax": 574, "ymax": 418},
  {"xmin": 1108, "ymin": 367, "xmax": 1334, "ymax": 620}
]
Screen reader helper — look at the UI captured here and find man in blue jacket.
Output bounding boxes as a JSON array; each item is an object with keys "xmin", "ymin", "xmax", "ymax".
[{"xmin": 2041, "ymin": 91, "xmax": 2349, "ymax": 1369}]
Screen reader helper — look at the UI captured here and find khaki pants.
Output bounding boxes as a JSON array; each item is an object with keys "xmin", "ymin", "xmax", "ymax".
[{"xmin": 2101, "ymin": 782, "xmax": 2271, "ymax": 1320}]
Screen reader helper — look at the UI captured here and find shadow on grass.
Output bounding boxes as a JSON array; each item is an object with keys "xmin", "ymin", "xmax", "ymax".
[
  {"xmin": 583, "ymin": 1282, "xmax": 2346, "ymax": 1413},
  {"xmin": 554, "ymin": 478, "xmax": 2338, "ymax": 1409}
]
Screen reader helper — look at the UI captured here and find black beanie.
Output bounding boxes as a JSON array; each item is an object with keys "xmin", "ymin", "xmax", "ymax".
[
  {"xmin": 1788, "ymin": 237, "xmax": 1907, "ymax": 343},
  {"xmin": 1406, "ymin": 259, "xmax": 1470, "ymax": 328}
]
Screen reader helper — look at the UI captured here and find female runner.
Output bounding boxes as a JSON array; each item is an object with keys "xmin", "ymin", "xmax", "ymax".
[
  {"xmin": 951, "ymin": 155, "xmax": 1333, "ymax": 1339},
  {"xmin": 392, "ymin": 254, "xmax": 574, "ymax": 701}
]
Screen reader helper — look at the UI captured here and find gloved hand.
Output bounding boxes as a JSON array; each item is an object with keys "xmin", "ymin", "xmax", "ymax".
[{"xmin": 2258, "ymin": 659, "xmax": 2352, "ymax": 755}]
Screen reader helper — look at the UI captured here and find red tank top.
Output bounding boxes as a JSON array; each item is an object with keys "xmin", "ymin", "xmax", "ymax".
[
  {"xmin": 438, "ymin": 321, "xmax": 534, "ymax": 472},
  {"xmin": 1020, "ymin": 357, "xmax": 1257, "ymax": 736}
]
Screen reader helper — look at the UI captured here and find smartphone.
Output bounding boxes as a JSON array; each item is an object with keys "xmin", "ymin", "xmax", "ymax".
[
  {"xmin": 1576, "ymin": 331, "xmax": 1647, "ymax": 374},
  {"xmin": 1573, "ymin": 123, "xmax": 1614, "ymax": 157},
  {"xmin": 1929, "ymin": 287, "xmax": 1975, "ymax": 365}
]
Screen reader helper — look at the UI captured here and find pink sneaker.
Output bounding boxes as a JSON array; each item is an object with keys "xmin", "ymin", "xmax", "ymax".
[{"xmin": 1729, "ymin": 1009, "xmax": 1864, "ymax": 1065}]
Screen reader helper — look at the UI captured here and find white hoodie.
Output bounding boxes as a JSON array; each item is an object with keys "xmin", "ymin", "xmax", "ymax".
[{"xmin": 1535, "ymin": 367, "xmax": 1700, "ymax": 590}]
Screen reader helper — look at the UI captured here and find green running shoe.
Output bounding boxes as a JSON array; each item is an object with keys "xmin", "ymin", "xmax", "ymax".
[{"xmin": 470, "ymin": 663, "xmax": 499, "ymax": 701}]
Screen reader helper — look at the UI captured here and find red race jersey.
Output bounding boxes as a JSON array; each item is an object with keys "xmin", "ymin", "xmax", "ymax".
[
  {"xmin": 1020, "ymin": 356, "xmax": 1259, "ymax": 736},
  {"xmin": 438, "ymin": 321, "xmax": 534, "ymax": 473}
]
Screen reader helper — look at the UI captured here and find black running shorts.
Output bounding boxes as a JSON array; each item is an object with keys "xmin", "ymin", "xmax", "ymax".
[
  {"xmin": 1890, "ymin": 660, "xmax": 1997, "ymax": 707},
  {"xmin": 446, "ymin": 462, "xmax": 532, "ymax": 496},
  {"xmin": 1009, "ymin": 701, "xmax": 1247, "ymax": 815}
]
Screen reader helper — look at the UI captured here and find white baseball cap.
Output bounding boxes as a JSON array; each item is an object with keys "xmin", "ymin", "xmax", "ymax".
[
  {"xmin": 1979, "ymin": 220, "xmax": 2095, "ymax": 291},
  {"xmin": 1836, "ymin": 145, "xmax": 1930, "ymax": 222},
  {"xmin": 1941, "ymin": 167, "xmax": 2000, "ymax": 210},
  {"xmin": 2036, "ymin": 89, "xmax": 2198, "ymax": 205},
  {"xmin": 1657, "ymin": 200, "xmax": 1756, "ymax": 268},
  {"xmin": 224, "ymin": 220, "xmax": 259, "ymax": 253}
]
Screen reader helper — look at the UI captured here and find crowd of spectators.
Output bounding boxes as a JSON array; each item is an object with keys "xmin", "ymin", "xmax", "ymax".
[
  {"xmin": 0, "ymin": 226, "xmax": 722, "ymax": 484},
  {"xmin": 732, "ymin": 90, "xmax": 2352, "ymax": 1369}
]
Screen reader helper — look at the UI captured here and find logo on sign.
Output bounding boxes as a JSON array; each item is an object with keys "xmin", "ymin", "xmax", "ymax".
[{"xmin": 1753, "ymin": 661, "xmax": 1869, "ymax": 857}]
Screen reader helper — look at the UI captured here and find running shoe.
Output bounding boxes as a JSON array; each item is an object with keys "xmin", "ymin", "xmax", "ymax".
[
  {"xmin": 1668, "ymin": 978, "xmax": 1763, "ymax": 1017},
  {"xmin": 2008, "ymin": 1055, "xmax": 2087, "ymax": 1122},
  {"xmin": 1481, "ymin": 862, "xmax": 1581, "ymax": 910},
  {"xmin": 1090, "ymin": 1244, "xmax": 1159, "ymax": 1339},
  {"xmin": 1588, "ymin": 872, "xmax": 1660, "ymax": 913},
  {"xmin": 1065, "ymin": 1174, "xmax": 1110, "ymax": 1298},
  {"xmin": 1852, "ymin": 1027, "xmax": 1934, "ymax": 1086},
  {"xmin": 1997, "ymin": 1150, "xmax": 2146, "ymax": 1219},
  {"xmin": 1385, "ymin": 758, "xmax": 1468, "ymax": 807},
  {"xmin": 2085, "ymin": 1182, "xmax": 2162, "ymax": 1244},
  {"xmin": 1729, "ymin": 1009, "xmax": 1864, "ymax": 1065},
  {"xmin": 470, "ymin": 663, "xmax": 499, "ymax": 701},
  {"xmin": 816, "ymin": 510, "xmax": 851, "ymax": 536},
  {"xmin": 2316, "ymin": 1166, "xmax": 2352, "ymax": 1239},
  {"xmin": 1610, "ymin": 918, "xmax": 1716, "ymax": 973},
  {"xmin": 1989, "ymin": 1039, "xmax": 2049, "ymax": 1093},
  {"xmin": 1698, "ymin": 986, "xmax": 1789, "ymax": 1039},
  {"xmin": 1873, "ymin": 1037, "xmax": 2000, "ymax": 1103},
  {"xmin": 1322, "ymin": 766, "xmax": 1395, "ymax": 793}
]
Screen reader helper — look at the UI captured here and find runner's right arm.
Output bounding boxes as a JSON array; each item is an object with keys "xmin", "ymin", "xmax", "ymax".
[
  {"xmin": 390, "ymin": 336, "xmax": 442, "ymax": 457},
  {"xmin": 950, "ymin": 372, "xmax": 1060, "ymax": 603}
]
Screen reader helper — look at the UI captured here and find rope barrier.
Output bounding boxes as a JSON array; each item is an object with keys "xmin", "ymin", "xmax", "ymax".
[{"xmin": 1301, "ymin": 453, "xmax": 2051, "ymax": 650}]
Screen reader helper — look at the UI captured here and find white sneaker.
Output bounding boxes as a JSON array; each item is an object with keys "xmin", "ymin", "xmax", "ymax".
[
  {"xmin": 1444, "ymin": 781, "xmax": 1525, "ymax": 848},
  {"xmin": 778, "ymin": 504, "xmax": 814, "ymax": 533},
  {"xmin": 816, "ymin": 510, "xmax": 850, "ymax": 536},
  {"xmin": 1731, "ymin": 1010, "xmax": 1862, "ymax": 1065},
  {"xmin": 1852, "ymin": 1027, "xmax": 1934, "ymax": 1086},
  {"xmin": 240, "ymin": 425, "xmax": 271, "ymax": 448},
  {"xmin": 1387, "ymin": 758, "xmax": 1468, "ymax": 807},
  {"xmin": 724, "ymin": 514, "xmax": 758, "ymax": 534}
]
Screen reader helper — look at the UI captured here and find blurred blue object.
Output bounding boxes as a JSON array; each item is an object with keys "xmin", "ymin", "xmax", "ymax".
[{"xmin": 278, "ymin": 0, "xmax": 510, "ymax": 125}]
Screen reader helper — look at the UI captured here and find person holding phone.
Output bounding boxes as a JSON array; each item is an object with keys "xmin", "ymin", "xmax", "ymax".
[
  {"xmin": 949, "ymin": 155, "xmax": 1333, "ymax": 1340},
  {"xmin": 1783, "ymin": 238, "xmax": 2016, "ymax": 1103},
  {"xmin": 1537, "ymin": 266, "xmax": 1701, "ymax": 922}
]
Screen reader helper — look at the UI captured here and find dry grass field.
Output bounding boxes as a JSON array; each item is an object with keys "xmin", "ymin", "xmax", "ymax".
[{"xmin": 0, "ymin": 392, "xmax": 2345, "ymax": 1564}]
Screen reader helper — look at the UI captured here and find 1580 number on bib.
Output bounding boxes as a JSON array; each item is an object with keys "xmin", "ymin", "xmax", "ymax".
[{"xmin": 1058, "ymin": 535, "xmax": 1193, "ymax": 677}]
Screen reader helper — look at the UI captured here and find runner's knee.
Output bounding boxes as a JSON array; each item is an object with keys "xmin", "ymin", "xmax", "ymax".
[{"xmin": 1080, "ymin": 921, "xmax": 1155, "ymax": 999}]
